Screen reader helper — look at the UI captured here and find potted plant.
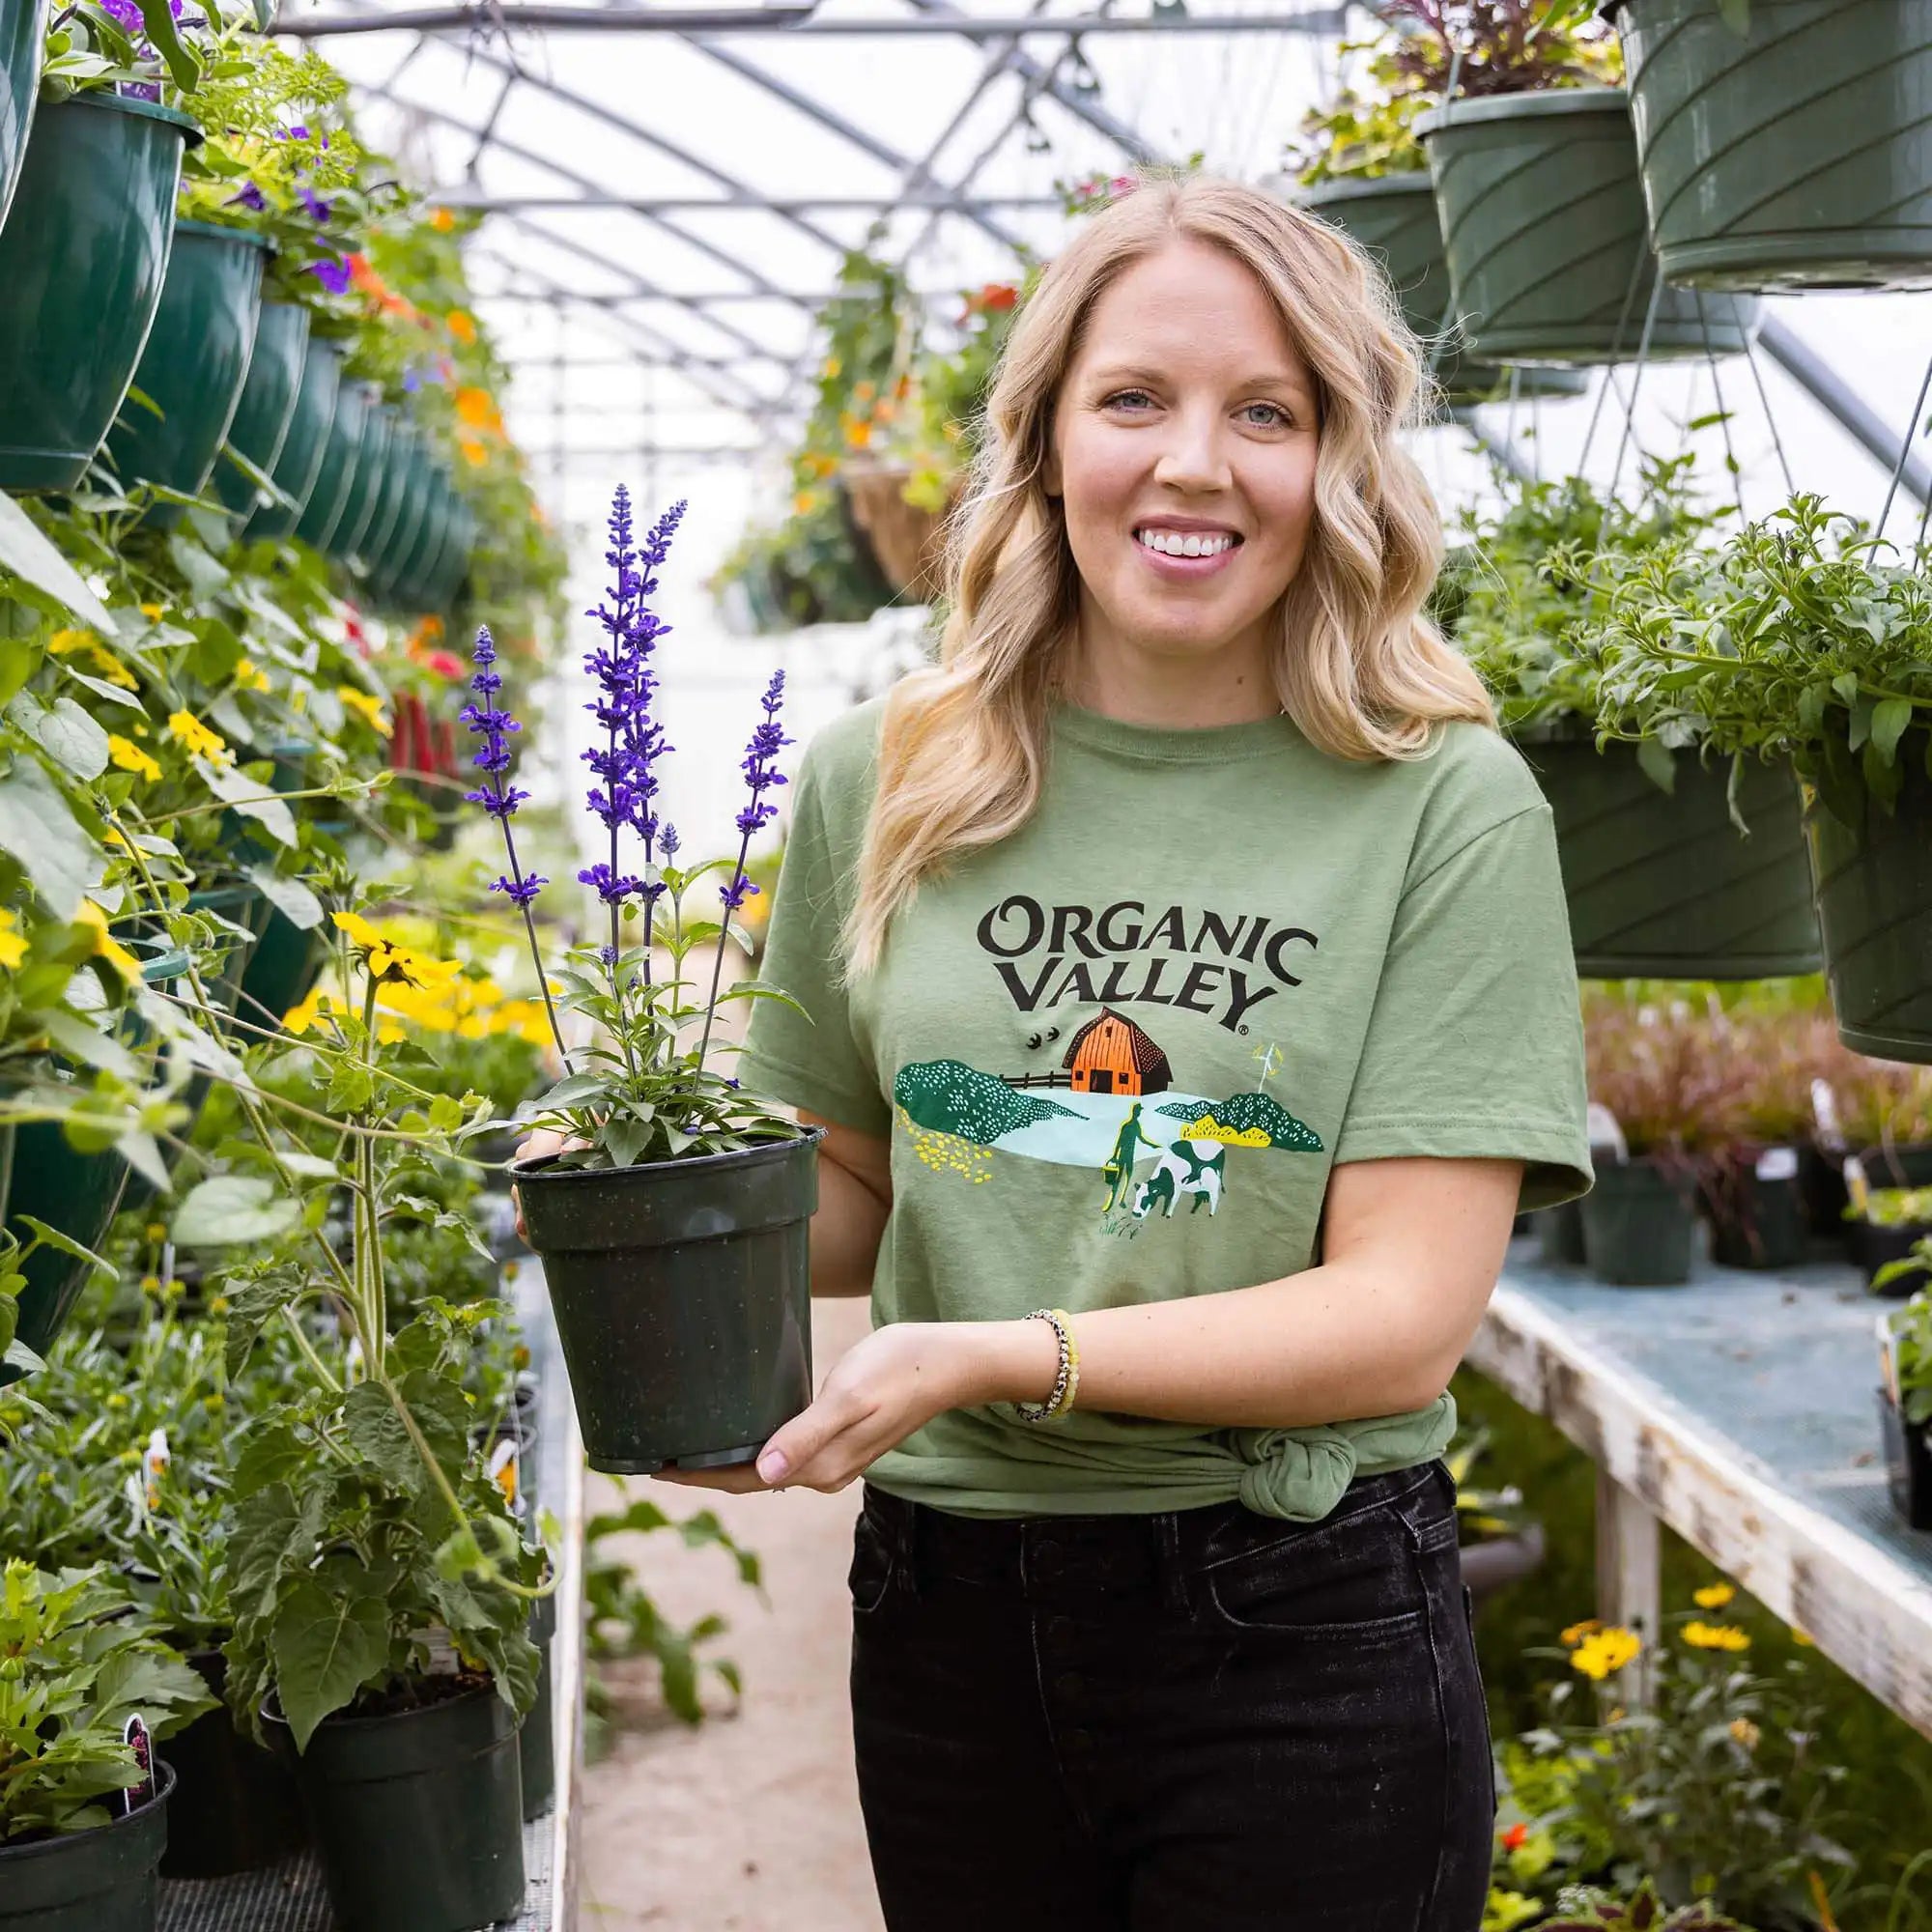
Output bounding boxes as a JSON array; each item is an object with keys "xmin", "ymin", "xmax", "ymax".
[
  {"xmin": 1879, "ymin": 1292, "xmax": 1932, "ymax": 1529},
  {"xmin": 1694, "ymin": 1005, "xmax": 1813, "ymax": 1270},
  {"xmin": 1847, "ymin": 1186, "xmax": 1932, "ymax": 1298},
  {"xmin": 278, "ymin": 355, "xmax": 358, "ymax": 545},
  {"xmin": 1590, "ymin": 494, "xmax": 1932, "ymax": 1064},
  {"xmin": 1452, "ymin": 456, "xmax": 1819, "ymax": 979},
  {"xmin": 0, "ymin": 1560, "xmax": 215, "ymax": 1932},
  {"xmin": 1388, "ymin": 0, "xmax": 1760, "ymax": 365},
  {"xmin": 1582, "ymin": 995, "xmax": 1744, "ymax": 1285},
  {"xmin": 1612, "ymin": 0, "xmax": 1932, "ymax": 292},
  {"xmin": 481, "ymin": 489, "xmax": 823, "ymax": 1475},
  {"xmin": 1285, "ymin": 0, "xmax": 1599, "ymax": 400}
]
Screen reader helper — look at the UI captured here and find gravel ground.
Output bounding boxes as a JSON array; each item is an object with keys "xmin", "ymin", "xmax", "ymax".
[{"xmin": 578, "ymin": 1295, "xmax": 887, "ymax": 1932}]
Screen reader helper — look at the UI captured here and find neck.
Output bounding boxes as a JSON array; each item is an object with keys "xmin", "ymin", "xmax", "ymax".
[{"xmin": 1059, "ymin": 619, "xmax": 1282, "ymax": 728}]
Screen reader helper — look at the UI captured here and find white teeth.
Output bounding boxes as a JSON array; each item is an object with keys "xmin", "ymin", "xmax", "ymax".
[{"xmin": 1135, "ymin": 528, "xmax": 1235, "ymax": 558}]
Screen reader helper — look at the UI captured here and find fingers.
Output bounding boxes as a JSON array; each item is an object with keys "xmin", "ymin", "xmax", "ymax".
[
  {"xmin": 652, "ymin": 1464, "xmax": 772, "ymax": 1493},
  {"xmin": 515, "ymin": 1127, "xmax": 569, "ymax": 1163}
]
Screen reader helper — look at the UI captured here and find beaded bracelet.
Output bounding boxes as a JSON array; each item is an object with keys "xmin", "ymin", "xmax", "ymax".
[{"xmin": 1012, "ymin": 1307, "xmax": 1080, "ymax": 1423}]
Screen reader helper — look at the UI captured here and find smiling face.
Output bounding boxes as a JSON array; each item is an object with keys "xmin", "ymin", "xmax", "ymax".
[{"xmin": 1045, "ymin": 236, "xmax": 1321, "ymax": 700}]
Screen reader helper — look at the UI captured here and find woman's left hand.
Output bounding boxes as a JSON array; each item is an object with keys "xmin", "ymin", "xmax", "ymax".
[{"xmin": 655, "ymin": 1319, "xmax": 1052, "ymax": 1495}]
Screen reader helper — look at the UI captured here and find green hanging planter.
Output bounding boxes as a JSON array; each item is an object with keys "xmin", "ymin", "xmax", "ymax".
[
  {"xmin": 1520, "ymin": 731, "xmax": 1821, "ymax": 979},
  {"xmin": 1415, "ymin": 90, "xmax": 1762, "ymax": 365},
  {"xmin": 1296, "ymin": 173, "xmax": 1587, "ymax": 404},
  {"xmin": 391, "ymin": 469, "xmax": 451, "ymax": 611},
  {"xmin": 0, "ymin": 0, "xmax": 44, "ymax": 236},
  {"xmin": 433, "ymin": 499, "xmax": 478, "ymax": 610},
  {"xmin": 330, "ymin": 400, "xmax": 394, "ymax": 561},
  {"xmin": 1616, "ymin": 0, "xmax": 1932, "ymax": 292},
  {"xmin": 211, "ymin": 299, "xmax": 310, "ymax": 518},
  {"xmin": 0, "ymin": 94, "xmax": 197, "ymax": 493},
  {"xmin": 105, "ymin": 220, "xmax": 268, "ymax": 529},
  {"xmin": 352, "ymin": 411, "xmax": 412, "ymax": 572},
  {"xmin": 1804, "ymin": 734, "xmax": 1932, "ymax": 1063},
  {"xmin": 292, "ymin": 374, "xmax": 367, "ymax": 553},
  {"xmin": 367, "ymin": 422, "xmax": 428, "ymax": 597},
  {"xmin": 247, "ymin": 337, "xmax": 340, "ymax": 542}
]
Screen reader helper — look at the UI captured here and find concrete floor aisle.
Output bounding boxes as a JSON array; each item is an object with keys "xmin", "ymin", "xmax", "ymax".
[{"xmin": 578, "ymin": 1295, "xmax": 887, "ymax": 1931}]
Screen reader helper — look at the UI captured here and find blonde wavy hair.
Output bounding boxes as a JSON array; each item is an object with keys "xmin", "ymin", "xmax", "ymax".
[{"xmin": 838, "ymin": 170, "xmax": 1493, "ymax": 980}]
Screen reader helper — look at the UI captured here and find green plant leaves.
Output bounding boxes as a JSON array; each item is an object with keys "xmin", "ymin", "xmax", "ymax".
[
  {"xmin": 0, "ymin": 756, "xmax": 100, "ymax": 918},
  {"xmin": 173, "ymin": 1175, "xmax": 300, "ymax": 1247},
  {"xmin": 270, "ymin": 1577, "xmax": 388, "ymax": 1750}
]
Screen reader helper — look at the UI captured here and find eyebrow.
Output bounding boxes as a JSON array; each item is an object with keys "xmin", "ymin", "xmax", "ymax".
[{"xmin": 1083, "ymin": 362, "xmax": 1315, "ymax": 398}]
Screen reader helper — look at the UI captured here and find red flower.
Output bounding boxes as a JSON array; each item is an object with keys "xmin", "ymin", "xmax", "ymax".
[
  {"xmin": 1500, "ymin": 1824, "xmax": 1528, "ymax": 1853},
  {"xmin": 424, "ymin": 650, "xmax": 466, "ymax": 680},
  {"xmin": 979, "ymin": 282, "xmax": 1018, "ymax": 312}
]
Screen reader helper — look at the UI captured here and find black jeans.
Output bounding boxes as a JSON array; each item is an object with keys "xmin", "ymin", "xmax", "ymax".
[{"xmin": 848, "ymin": 1461, "xmax": 1494, "ymax": 1932}]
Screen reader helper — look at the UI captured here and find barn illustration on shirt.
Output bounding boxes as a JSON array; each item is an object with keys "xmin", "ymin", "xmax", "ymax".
[{"xmin": 893, "ymin": 1008, "xmax": 1322, "ymax": 1224}]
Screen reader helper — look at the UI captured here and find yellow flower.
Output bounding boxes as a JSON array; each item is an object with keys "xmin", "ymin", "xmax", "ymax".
[
  {"xmin": 336, "ymin": 687, "xmax": 391, "ymax": 738},
  {"xmin": 138, "ymin": 602, "xmax": 165, "ymax": 621},
  {"xmin": 332, "ymin": 911, "xmax": 461, "ymax": 991},
  {"xmin": 46, "ymin": 627, "xmax": 89, "ymax": 655},
  {"xmin": 167, "ymin": 710, "xmax": 235, "ymax": 768},
  {"xmin": 233, "ymin": 657, "xmax": 270, "ymax": 694},
  {"xmin": 108, "ymin": 735, "xmax": 161, "ymax": 782},
  {"xmin": 1792, "ymin": 1627, "xmax": 1815, "ymax": 1647},
  {"xmin": 73, "ymin": 899, "xmax": 140, "ymax": 980},
  {"xmin": 284, "ymin": 987, "xmax": 345, "ymax": 1035},
  {"xmin": 1559, "ymin": 1618, "xmax": 1602, "ymax": 1647},
  {"xmin": 1729, "ymin": 1717, "xmax": 1761, "ymax": 1749},
  {"xmin": 1682, "ymin": 1621, "xmax": 1750, "ymax": 1652},
  {"xmin": 85, "ymin": 642, "xmax": 137, "ymax": 689},
  {"xmin": 820, "ymin": 354, "xmax": 841, "ymax": 380},
  {"xmin": 792, "ymin": 489, "xmax": 818, "ymax": 517},
  {"xmin": 430, "ymin": 206, "xmax": 456, "ymax": 232},
  {"xmin": 332, "ymin": 910, "xmax": 383, "ymax": 950},
  {"xmin": 1568, "ymin": 1627, "xmax": 1642, "ymax": 1681},
  {"xmin": 446, "ymin": 309, "xmax": 477, "ymax": 345},
  {"xmin": 804, "ymin": 451, "xmax": 836, "ymax": 479},
  {"xmin": 1692, "ymin": 1582, "xmax": 1736, "ymax": 1610},
  {"xmin": 0, "ymin": 909, "xmax": 25, "ymax": 971}
]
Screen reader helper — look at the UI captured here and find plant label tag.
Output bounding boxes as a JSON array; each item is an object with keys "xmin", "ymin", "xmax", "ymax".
[
  {"xmin": 1845, "ymin": 1153, "xmax": 1871, "ymax": 1216},
  {"xmin": 1811, "ymin": 1079, "xmax": 1844, "ymax": 1149},
  {"xmin": 1880, "ymin": 1311, "xmax": 1901, "ymax": 1404},
  {"xmin": 1755, "ymin": 1146, "xmax": 1800, "ymax": 1182},
  {"xmin": 122, "ymin": 1715, "xmax": 155, "ymax": 1816},
  {"xmin": 489, "ymin": 1435, "xmax": 520, "ymax": 1511}
]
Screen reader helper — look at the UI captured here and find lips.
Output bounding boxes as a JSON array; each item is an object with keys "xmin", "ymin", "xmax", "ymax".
[{"xmin": 1134, "ymin": 526, "xmax": 1240, "ymax": 558}]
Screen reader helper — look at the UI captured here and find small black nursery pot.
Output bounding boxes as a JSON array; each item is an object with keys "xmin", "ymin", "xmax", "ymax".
[
  {"xmin": 1702, "ymin": 1148, "xmax": 1807, "ymax": 1271},
  {"xmin": 0, "ymin": 1763, "xmax": 174, "ymax": 1932},
  {"xmin": 1580, "ymin": 1156, "xmax": 1700, "ymax": 1287},
  {"xmin": 521, "ymin": 1585, "xmax": 556, "ymax": 1822},
  {"xmin": 158, "ymin": 1648, "xmax": 305, "ymax": 1878},
  {"xmin": 514, "ymin": 1124, "xmax": 824, "ymax": 1474},
  {"xmin": 1849, "ymin": 1218, "xmax": 1932, "ymax": 1298},
  {"xmin": 1877, "ymin": 1388, "xmax": 1932, "ymax": 1531}
]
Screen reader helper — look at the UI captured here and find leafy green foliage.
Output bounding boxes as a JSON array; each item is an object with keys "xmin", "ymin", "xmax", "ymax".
[
  {"xmin": 1538, "ymin": 1882, "xmax": 1754, "ymax": 1931},
  {"xmin": 1587, "ymin": 495, "xmax": 1932, "ymax": 830},
  {"xmin": 1886, "ymin": 1293, "xmax": 1932, "ymax": 1423},
  {"xmin": 0, "ymin": 1561, "xmax": 216, "ymax": 1843}
]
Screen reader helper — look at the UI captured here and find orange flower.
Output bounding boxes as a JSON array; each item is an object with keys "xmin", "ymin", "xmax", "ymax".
[
  {"xmin": 459, "ymin": 437, "xmax": 490, "ymax": 469},
  {"xmin": 429, "ymin": 207, "xmax": 456, "ymax": 233},
  {"xmin": 792, "ymin": 489, "xmax": 818, "ymax": 516},
  {"xmin": 1501, "ymin": 1824, "xmax": 1528, "ymax": 1853},
  {"xmin": 804, "ymin": 451, "xmax": 836, "ymax": 479},
  {"xmin": 980, "ymin": 281, "xmax": 1019, "ymax": 311},
  {"xmin": 446, "ymin": 309, "xmax": 477, "ymax": 345},
  {"xmin": 872, "ymin": 397, "xmax": 897, "ymax": 423},
  {"xmin": 845, "ymin": 419, "xmax": 873, "ymax": 449},
  {"xmin": 455, "ymin": 386, "xmax": 501, "ymax": 434},
  {"xmin": 853, "ymin": 380, "xmax": 876, "ymax": 403}
]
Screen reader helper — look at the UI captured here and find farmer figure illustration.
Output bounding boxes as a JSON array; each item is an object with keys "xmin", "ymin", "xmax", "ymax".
[{"xmin": 1101, "ymin": 1101, "xmax": 1158, "ymax": 1212}]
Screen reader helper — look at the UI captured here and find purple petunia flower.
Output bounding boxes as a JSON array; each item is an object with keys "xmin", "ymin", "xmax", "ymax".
[
  {"xmin": 311, "ymin": 257, "xmax": 354, "ymax": 296},
  {"xmin": 100, "ymin": 0, "xmax": 142, "ymax": 28},
  {"xmin": 299, "ymin": 185, "xmax": 332, "ymax": 224},
  {"xmin": 284, "ymin": 124, "xmax": 308, "ymax": 140},
  {"xmin": 228, "ymin": 182, "xmax": 268, "ymax": 213}
]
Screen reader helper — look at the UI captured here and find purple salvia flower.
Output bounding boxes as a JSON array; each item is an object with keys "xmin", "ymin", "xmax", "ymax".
[
  {"xmin": 577, "ymin": 864, "xmax": 643, "ymax": 905},
  {"xmin": 661, "ymin": 823, "xmax": 679, "ymax": 860},
  {"xmin": 460, "ymin": 625, "xmax": 572, "ymax": 1070}
]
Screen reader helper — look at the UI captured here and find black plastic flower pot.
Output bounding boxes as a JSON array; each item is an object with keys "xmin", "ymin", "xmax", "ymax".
[
  {"xmin": 514, "ymin": 1126, "xmax": 824, "ymax": 1474},
  {"xmin": 158, "ymin": 1649, "xmax": 304, "ymax": 1878},
  {"xmin": 264, "ymin": 1679, "xmax": 525, "ymax": 1932},
  {"xmin": 1535, "ymin": 1196, "xmax": 1588, "ymax": 1265},
  {"xmin": 210, "ymin": 299, "xmax": 310, "ymax": 518},
  {"xmin": 1848, "ymin": 1218, "xmax": 1932, "ymax": 1297},
  {"xmin": 1580, "ymin": 1156, "xmax": 1701, "ymax": 1287},
  {"xmin": 0, "ymin": 1760, "xmax": 173, "ymax": 1932},
  {"xmin": 283, "ymin": 358, "xmax": 362, "ymax": 550},
  {"xmin": 1294, "ymin": 174, "xmax": 1588, "ymax": 404},
  {"xmin": 0, "ymin": 94, "xmax": 197, "ymax": 492},
  {"xmin": 1701, "ymin": 1151, "xmax": 1808, "ymax": 1270},
  {"xmin": 1858, "ymin": 1144, "xmax": 1932, "ymax": 1190},
  {"xmin": 246, "ymin": 336, "xmax": 341, "ymax": 543},
  {"xmin": 521, "ymin": 1588, "xmax": 556, "ymax": 1822},
  {"xmin": 1616, "ymin": 0, "xmax": 1932, "ymax": 292},
  {"xmin": 1803, "ymin": 738, "xmax": 1932, "ymax": 1064},
  {"xmin": 104, "ymin": 219, "xmax": 268, "ymax": 531},
  {"xmin": 1879, "ymin": 1387, "xmax": 1932, "ymax": 1528},
  {"xmin": 0, "ymin": 0, "xmax": 44, "ymax": 237},
  {"xmin": 1522, "ymin": 733, "xmax": 1820, "ymax": 979},
  {"xmin": 1415, "ymin": 89, "xmax": 1761, "ymax": 365},
  {"xmin": 1799, "ymin": 1142, "xmax": 1852, "ymax": 1240}
]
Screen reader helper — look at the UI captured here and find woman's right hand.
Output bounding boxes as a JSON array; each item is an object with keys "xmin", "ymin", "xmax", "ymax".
[{"xmin": 510, "ymin": 1128, "xmax": 577, "ymax": 1242}]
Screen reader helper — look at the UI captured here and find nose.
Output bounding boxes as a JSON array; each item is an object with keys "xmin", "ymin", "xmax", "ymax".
[{"xmin": 1151, "ymin": 402, "xmax": 1233, "ymax": 494}]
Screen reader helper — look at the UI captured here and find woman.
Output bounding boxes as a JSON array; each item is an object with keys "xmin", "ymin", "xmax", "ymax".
[{"xmin": 546, "ymin": 174, "xmax": 1591, "ymax": 1928}]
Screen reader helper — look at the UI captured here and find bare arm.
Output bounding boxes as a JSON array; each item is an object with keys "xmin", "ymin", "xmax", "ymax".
[
  {"xmin": 708, "ymin": 1154, "xmax": 1523, "ymax": 1492},
  {"xmin": 796, "ymin": 1107, "xmax": 891, "ymax": 1298}
]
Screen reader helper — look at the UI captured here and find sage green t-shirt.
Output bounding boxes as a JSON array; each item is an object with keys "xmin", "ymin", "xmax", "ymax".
[{"xmin": 734, "ymin": 691, "xmax": 1591, "ymax": 1522}]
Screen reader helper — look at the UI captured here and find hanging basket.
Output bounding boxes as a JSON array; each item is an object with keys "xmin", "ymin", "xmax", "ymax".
[
  {"xmin": 287, "ymin": 369, "xmax": 364, "ymax": 552},
  {"xmin": 249, "ymin": 337, "xmax": 341, "ymax": 541},
  {"xmin": 1804, "ymin": 731, "xmax": 1932, "ymax": 1064},
  {"xmin": 211, "ymin": 299, "xmax": 310, "ymax": 518},
  {"xmin": 1520, "ymin": 731, "xmax": 1820, "ymax": 979},
  {"xmin": 1616, "ymin": 0, "xmax": 1932, "ymax": 292},
  {"xmin": 106, "ymin": 220, "xmax": 269, "ymax": 530},
  {"xmin": 1295, "ymin": 174, "xmax": 1587, "ymax": 405},
  {"xmin": 1415, "ymin": 89, "xmax": 1761, "ymax": 365},
  {"xmin": 0, "ymin": 0, "xmax": 44, "ymax": 236},
  {"xmin": 843, "ymin": 465, "xmax": 953, "ymax": 604},
  {"xmin": 0, "ymin": 94, "xmax": 197, "ymax": 493},
  {"xmin": 326, "ymin": 396, "xmax": 394, "ymax": 560}
]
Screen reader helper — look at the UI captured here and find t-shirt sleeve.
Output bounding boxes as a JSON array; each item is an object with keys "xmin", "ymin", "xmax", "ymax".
[
  {"xmin": 732, "ymin": 739, "xmax": 893, "ymax": 1140},
  {"xmin": 1331, "ymin": 802, "xmax": 1592, "ymax": 1212}
]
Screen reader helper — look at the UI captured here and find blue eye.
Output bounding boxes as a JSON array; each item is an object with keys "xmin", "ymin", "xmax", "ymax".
[
  {"xmin": 1243, "ymin": 402, "xmax": 1291, "ymax": 428},
  {"xmin": 1103, "ymin": 389, "xmax": 1154, "ymax": 411}
]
